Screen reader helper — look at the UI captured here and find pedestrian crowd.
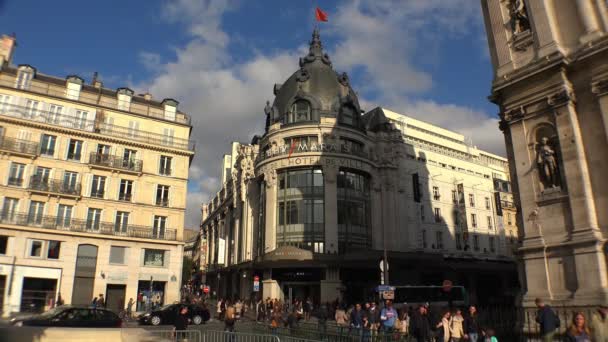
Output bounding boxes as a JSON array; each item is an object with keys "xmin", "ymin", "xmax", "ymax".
[{"xmin": 535, "ymin": 297, "xmax": 608, "ymax": 342}]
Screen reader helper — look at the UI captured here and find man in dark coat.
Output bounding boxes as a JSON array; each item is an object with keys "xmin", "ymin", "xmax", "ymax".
[
  {"xmin": 409, "ymin": 306, "xmax": 431, "ymax": 342},
  {"xmin": 535, "ymin": 298, "xmax": 560, "ymax": 342},
  {"xmin": 174, "ymin": 306, "xmax": 189, "ymax": 341}
]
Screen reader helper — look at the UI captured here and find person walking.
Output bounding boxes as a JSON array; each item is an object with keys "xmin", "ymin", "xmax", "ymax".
[
  {"xmin": 127, "ymin": 298, "xmax": 134, "ymax": 319},
  {"xmin": 56, "ymin": 294, "xmax": 64, "ymax": 307},
  {"xmin": 410, "ymin": 306, "xmax": 431, "ymax": 342},
  {"xmin": 271, "ymin": 305, "xmax": 283, "ymax": 335},
  {"xmin": 435, "ymin": 310, "xmax": 451, "ymax": 342},
  {"xmin": 317, "ymin": 303, "xmax": 329, "ymax": 340},
  {"xmin": 174, "ymin": 306, "xmax": 189, "ymax": 342},
  {"xmin": 565, "ymin": 312, "xmax": 591, "ymax": 342},
  {"xmin": 97, "ymin": 294, "xmax": 105, "ymax": 308},
  {"xmin": 362, "ymin": 316, "xmax": 372, "ymax": 342},
  {"xmin": 398, "ymin": 309, "xmax": 409, "ymax": 339},
  {"xmin": 450, "ymin": 309, "xmax": 465, "ymax": 342},
  {"xmin": 336, "ymin": 305, "xmax": 349, "ymax": 327},
  {"xmin": 535, "ymin": 298, "xmax": 560, "ymax": 342},
  {"xmin": 380, "ymin": 300, "xmax": 398, "ymax": 333},
  {"xmin": 224, "ymin": 301, "xmax": 236, "ymax": 332},
  {"xmin": 91, "ymin": 297, "xmax": 98, "ymax": 309},
  {"xmin": 367, "ymin": 302, "xmax": 381, "ymax": 338},
  {"xmin": 590, "ymin": 304, "xmax": 608, "ymax": 342},
  {"xmin": 350, "ymin": 303, "xmax": 365, "ymax": 338},
  {"xmin": 464, "ymin": 306, "xmax": 480, "ymax": 342}
]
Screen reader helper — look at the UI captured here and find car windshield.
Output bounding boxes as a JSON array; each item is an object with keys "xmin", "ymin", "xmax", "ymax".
[
  {"xmin": 38, "ymin": 307, "xmax": 67, "ymax": 318},
  {"xmin": 160, "ymin": 304, "xmax": 176, "ymax": 311}
]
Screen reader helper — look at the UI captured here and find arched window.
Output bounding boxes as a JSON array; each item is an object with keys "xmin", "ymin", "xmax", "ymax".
[
  {"xmin": 289, "ymin": 100, "xmax": 311, "ymax": 123},
  {"xmin": 339, "ymin": 105, "xmax": 356, "ymax": 126}
]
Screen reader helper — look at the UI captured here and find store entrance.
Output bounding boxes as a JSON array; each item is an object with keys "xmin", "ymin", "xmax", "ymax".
[
  {"xmin": 282, "ymin": 282, "xmax": 320, "ymax": 309},
  {"xmin": 106, "ymin": 284, "xmax": 126, "ymax": 314},
  {"xmin": 20, "ymin": 277, "xmax": 57, "ymax": 313}
]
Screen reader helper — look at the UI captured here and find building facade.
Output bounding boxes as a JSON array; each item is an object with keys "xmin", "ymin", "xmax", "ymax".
[
  {"xmin": 0, "ymin": 35, "xmax": 194, "ymax": 316},
  {"xmin": 481, "ymin": 0, "xmax": 608, "ymax": 310},
  {"xmin": 200, "ymin": 29, "xmax": 519, "ymax": 306}
]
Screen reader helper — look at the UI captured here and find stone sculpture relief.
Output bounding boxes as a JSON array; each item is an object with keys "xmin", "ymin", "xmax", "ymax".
[
  {"xmin": 509, "ymin": 0, "xmax": 530, "ymax": 34},
  {"xmin": 536, "ymin": 137, "xmax": 561, "ymax": 189}
]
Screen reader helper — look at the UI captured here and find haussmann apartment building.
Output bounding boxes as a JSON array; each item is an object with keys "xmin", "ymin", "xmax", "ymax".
[{"xmin": 0, "ymin": 34, "xmax": 195, "ymax": 317}]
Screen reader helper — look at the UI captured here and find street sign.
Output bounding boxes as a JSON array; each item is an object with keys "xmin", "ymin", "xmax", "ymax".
[
  {"xmin": 203, "ymin": 286, "xmax": 210, "ymax": 294},
  {"xmin": 253, "ymin": 276, "xmax": 260, "ymax": 292},
  {"xmin": 376, "ymin": 285, "xmax": 395, "ymax": 292},
  {"xmin": 442, "ymin": 279, "xmax": 453, "ymax": 292},
  {"xmin": 382, "ymin": 290, "xmax": 395, "ymax": 300}
]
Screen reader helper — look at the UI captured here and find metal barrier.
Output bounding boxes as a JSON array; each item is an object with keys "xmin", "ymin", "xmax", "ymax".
[
  {"xmin": 202, "ymin": 330, "xmax": 281, "ymax": 342},
  {"xmin": 143, "ymin": 329, "xmax": 202, "ymax": 342}
]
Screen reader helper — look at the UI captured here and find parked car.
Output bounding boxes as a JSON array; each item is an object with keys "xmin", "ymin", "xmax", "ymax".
[
  {"xmin": 139, "ymin": 303, "xmax": 210, "ymax": 326},
  {"xmin": 10, "ymin": 306, "xmax": 123, "ymax": 328}
]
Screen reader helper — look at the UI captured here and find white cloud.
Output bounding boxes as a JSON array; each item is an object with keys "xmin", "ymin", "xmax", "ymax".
[{"xmin": 139, "ymin": 0, "xmax": 504, "ymax": 228}]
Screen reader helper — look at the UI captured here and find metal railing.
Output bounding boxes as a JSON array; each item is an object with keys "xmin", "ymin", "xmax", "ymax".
[
  {"xmin": 28, "ymin": 176, "xmax": 81, "ymax": 196},
  {"xmin": 0, "ymin": 77, "xmax": 191, "ymax": 125},
  {"xmin": 142, "ymin": 329, "xmax": 282, "ymax": 342},
  {"xmin": 141, "ymin": 329, "xmax": 202, "ymax": 342},
  {"xmin": 0, "ymin": 103, "xmax": 195, "ymax": 151},
  {"xmin": 0, "ymin": 136, "xmax": 39, "ymax": 155},
  {"xmin": 0, "ymin": 212, "xmax": 177, "ymax": 241},
  {"xmin": 89, "ymin": 152, "xmax": 143, "ymax": 173},
  {"xmin": 7, "ymin": 177, "xmax": 23, "ymax": 186}
]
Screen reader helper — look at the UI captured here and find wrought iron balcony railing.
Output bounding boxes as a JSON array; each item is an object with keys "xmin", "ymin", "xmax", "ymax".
[
  {"xmin": 89, "ymin": 152, "xmax": 143, "ymax": 173},
  {"xmin": 7, "ymin": 177, "xmax": 24, "ymax": 187},
  {"xmin": 0, "ymin": 212, "xmax": 177, "ymax": 241},
  {"xmin": 28, "ymin": 176, "xmax": 81, "ymax": 196},
  {"xmin": 0, "ymin": 103, "xmax": 195, "ymax": 151},
  {"xmin": 156, "ymin": 198, "xmax": 169, "ymax": 207},
  {"xmin": 0, "ymin": 136, "xmax": 39, "ymax": 155}
]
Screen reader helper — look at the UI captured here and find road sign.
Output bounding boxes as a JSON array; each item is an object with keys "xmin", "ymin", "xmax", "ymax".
[
  {"xmin": 382, "ymin": 290, "xmax": 395, "ymax": 300},
  {"xmin": 376, "ymin": 285, "xmax": 395, "ymax": 292},
  {"xmin": 203, "ymin": 286, "xmax": 210, "ymax": 294},
  {"xmin": 442, "ymin": 279, "xmax": 453, "ymax": 292},
  {"xmin": 253, "ymin": 276, "xmax": 260, "ymax": 292},
  {"xmin": 254, "ymin": 275, "xmax": 260, "ymax": 282}
]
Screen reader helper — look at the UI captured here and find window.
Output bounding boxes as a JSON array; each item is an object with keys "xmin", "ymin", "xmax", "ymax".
[
  {"xmin": 159, "ymin": 156, "xmax": 172, "ymax": 175},
  {"xmin": 67, "ymin": 140, "xmax": 83, "ymax": 160},
  {"xmin": 96, "ymin": 144, "xmax": 110, "ymax": 156},
  {"xmin": 489, "ymin": 236, "xmax": 496, "ymax": 252},
  {"xmin": 143, "ymin": 249, "xmax": 165, "ymax": 267},
  {"xmin": 420, "ymin": 205, "xmax": 425, "ymax": 222},
  {"xmin": 455, "ymin": 233, "xmax": 462, "ymax": 250},
  {"xmin": 487, "ymin": 216, "xmax": 492, "ymax": 229},
  {"xmin": 91, "ymin": 175, "xmax": 106, "ymax": 198},
  {"xmin": 28, "ymin": 201, "xmax": 45, "ymax": 225},
  {"xmin": 436, "ymin": 231, "xmax": 443, "ymax": 249},
  {"xmin": 63, "ymin": 171, "xmax": 78, "ymax": 192},
  {"xmin": 109, "ymin": 246, "xmax": 126, "ymax": 264},
  {"xmin": 122, "ymin": 149, "xmax": 136, "ymax": 169},
  {"xmin": 434, "ymin": 208, "xmax": 442, "ymax": 223},
  {"xmin": 507, "ymin": 213, "xmax": 513, "ymax": 225},
  {"xmin": 56, "ymin": 204, "xmax": 72, "ymax": 228},
  {"xmin": 48, "ymin": 104, "xmax": 63, "ymax": 123},
  {"xmin": 86, "ymin": 208, "xmax": 102, "ymax": 230},
  {"xmin": 8, "ymin": 163, "xmax": 25, "ymax": 186},
  {"xmin": 75, "ymin": 110, "xmax": 88, "ymax": 129},
  {"xmin": 162, "ymin": 128, "xmax": 174, "ymax": 146},
  {"xmin": 40, "ymin": 134, "xmax": 56, "ymax": 156},
  {"xmin": 34, "ymin": 167, "xmax": 50, "ymax": 184},
  {"xmin": 2, "ymin": 197, "xmax": 18, "ymax": 222},
  {"xmin": 336, "ymin": 170, "xmax": 369, "ymax": 253},
  {"xmin": 339, "ymin": 105, "xmax": 357, "ymax": 126},
  {"xmin": 16, "ymin": 69, "xmax": 33, "ymax": 89},
  {"xmin": 473, "ymin": 235, "xmax": 480, "ymax": 251},
  {"xmin": 47, "ymin": 241, "xmax": 61, "ymax": 259},
  {"xmin": 485, "ymin": 197, "xmax": 491, "ymax": 210},
  {"xmin": 29, "ymin": 240, "xmax": 43, "ymax": 257},
  {"xmin": 284, "ymin": 136, "xmax": 319, "ymax": 151},
  {"xmin": 433, "ymin": 186, "xmax": 440, "ymax": 200},
  {"xmin": 412, "ymin": 173, "xmax": 422, "ymax": 202},
  {"xmin": 156, "ymin": 185, "xmax": 169, "ymax": 206},
  {"xmin": 25, "ymin": 99, "xmax": 39, "ymax": 118},
  {"xmin": 114, "ymin": 211, "xmax": 129, "ymax": 233},
  {"xmin": 452, "ymin": 190, "xmax": 457, "ymax": 204},
  {"xmin": 422, "ymin": 230, "xmax": 427, "ymax": 248},
  {"xmin": 471, "ymin": 213, "xmax": 477, "ymax": 228},
  {"xmin": 119, "ymin": 180, "xmax": 133, "ymax": 201},
  {"xmin": 469, "ymin": 194, "xmax": 475, "ymax": 207},
  {"xmin": 0, "ymin": 94, "xmax": 12, "ymax": 112},
  {"xmin": 153, "ymin": 216, "xmax": 167, "ymax": 238},
  {"xmin": 128, "ymin": 121, "xmax": 139, "ymax": 137},
  {"xmin": 289, "ymin": 100, "xmax": 311, "ymax": 123},
  {"xmin": 0, "ymin": 235, "xmax": 7, "ymax": 254}
]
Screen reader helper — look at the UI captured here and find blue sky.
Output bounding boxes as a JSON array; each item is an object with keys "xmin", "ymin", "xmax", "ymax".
[{"xmin": 0, "ymin": 0, "xmax": 502, "ymax": 227}]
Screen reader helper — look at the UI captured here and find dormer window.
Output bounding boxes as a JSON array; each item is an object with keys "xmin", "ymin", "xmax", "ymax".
[
  {"xmin": 16, "ymin": 66, "xmax": 34, "ymax": 90},
  {"xmin": 339, "ymin": 105, "xmax": 356, "ymax": 126},
  {"xmin": 289, "ymin": 100, "xmax": 311, "ymax": 123}
]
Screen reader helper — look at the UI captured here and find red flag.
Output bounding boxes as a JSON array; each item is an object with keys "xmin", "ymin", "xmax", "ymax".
[{"xmin": 315, "ymin": 7, "xmax": 328, "ymax": 22}]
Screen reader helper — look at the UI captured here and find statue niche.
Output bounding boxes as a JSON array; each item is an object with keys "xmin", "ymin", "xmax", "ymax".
[
  {"xmin": 509, "ymin": 0, "xmax": 530, "ymax": 34},
  {"xmin": 534, "ymin": 126, "xmax": 562, "ymax": 190}
]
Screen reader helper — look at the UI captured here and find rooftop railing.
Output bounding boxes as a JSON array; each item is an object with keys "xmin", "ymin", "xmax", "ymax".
[
  {"xmin": 0, "ymin": 103, "xmax": 195, "ymax": 151},
  {"xmin": 0, "ymin": 78, "xmax": 191, "ymax": 125},
  {"xmin": 0, "ymin": 212, "xmax": 177, "ymax": 241}
]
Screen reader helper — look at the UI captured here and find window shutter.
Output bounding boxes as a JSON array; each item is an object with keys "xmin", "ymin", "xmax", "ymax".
[
  {"xmin": 81, "ymin": 141, "xmax": 88, "ymax": 163},
  {"xmin": 53, "ymin": 136, "xmax": 60, "ymax": 158},
  {"xmin": 131, "ymin": 181, "xmax": 137, "ymax": 203},
  {"xmin": 105, "ymin": 177, "xmax": 111, "ymax": 200},
  {"xmin": 84, "ymin": 174, "xmax": 92, "ymax": 197},
  {"xmin": 63, "ymin": 139, "xmax": 70, "ymax": 160}
]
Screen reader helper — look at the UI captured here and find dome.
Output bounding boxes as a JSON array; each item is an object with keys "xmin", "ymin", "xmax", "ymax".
[{"xmin": 265, "ymin": 29, "xmax": 363, "ymax": 129}]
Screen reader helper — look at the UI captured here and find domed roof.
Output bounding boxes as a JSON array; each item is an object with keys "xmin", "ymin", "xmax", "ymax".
[{"xmin": 265, "ymin": 29, "xmax": 362, "ymax": 128}]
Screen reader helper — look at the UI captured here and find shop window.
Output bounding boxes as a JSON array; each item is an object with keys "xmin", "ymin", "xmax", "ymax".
[
  {"xmin": 110, "ymin": 246, "xmax": 127, "ymax": 264},
  {"xmin": 28, "ymin": 240, "xmax": 43, "ymax": 257},
  {"xmin": 143, "ymin": 249, "xmax": 166, "ymax": 267},
  {"xmin": 47, "ymin": 241, "xmax": 61, "ymax": 259}
]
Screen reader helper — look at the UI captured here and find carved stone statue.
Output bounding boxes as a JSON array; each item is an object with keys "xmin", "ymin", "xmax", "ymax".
[
  {"xmin": 510, "ymin": 0, "xmax": 530, "ymax": 34},
  {"xmin": 536, "ymin": 137, "xmax": 561, "ymax": 189}
]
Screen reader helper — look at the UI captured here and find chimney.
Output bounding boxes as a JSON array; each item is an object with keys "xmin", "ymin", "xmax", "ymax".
[
  {"xmin": 91, "ymin": 71, "xmax": 103, "ymax": 89},
  {"xmin": 143, "ymin": 92, "xmax": 152, "ymax": 101},
  {"xmin": 0, "ymin": 34, "xmax": 17, "ymax": 67}
]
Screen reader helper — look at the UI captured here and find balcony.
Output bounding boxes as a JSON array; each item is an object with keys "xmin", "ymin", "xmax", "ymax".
[
  {"xmin": 28, "ymin": 176, "xmax": 81, "ymax": 197},
  {"xmin": 7, "ymin": 177, "xmax": 24, "ymax": 187},
  {"xmin": 0, "ymin": 212, "xmax": 177, "ymax": 241},
  {"xmin": 0, "ymin": 137, "xmax": 39, "ymax": 157},
  {"xmin": 0, "ymin": 103, "xmax": 195, "ymax": 151},
  {"xmin": 118, "ymin": 193, "xmax": 132, "ymax": 201},
  {"xmin": 156, "ymin": 198, "xmax": 169, "ymax": 207},
  {"xmin": 89, "ymin": 152, "xmax": 143, "ymax": 174}
]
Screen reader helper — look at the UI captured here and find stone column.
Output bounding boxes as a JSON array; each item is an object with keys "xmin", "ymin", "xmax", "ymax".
[
  {"xmin": 264, "ymin": 170, "xmax": 277, "ymax": 253},
  {"xmin": 324, "ymin": 165, "xmax": 338, "ymax": 253},
  {"xmin": 592, "ymin": 79, "xmax": 608, "ymax": 143},
  {"xmin": 262, "ymin": 269, "xmax": 282, "ymax": 300},
  {"xmin": 576, "ymin": 0, "xmax": 603, "ymax": 42},
  {"xmin": 320, "ymin": 268, "xmax": 342, "ymax": 303}
]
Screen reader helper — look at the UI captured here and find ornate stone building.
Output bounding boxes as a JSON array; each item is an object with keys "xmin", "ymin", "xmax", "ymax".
[
  {"xmin": 200, "ymin": 29, "xmax": 518, "ymax": 305},
  {"xmin": 481, "ymin": 0, "xmax": 608, "ymax": 309}
]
